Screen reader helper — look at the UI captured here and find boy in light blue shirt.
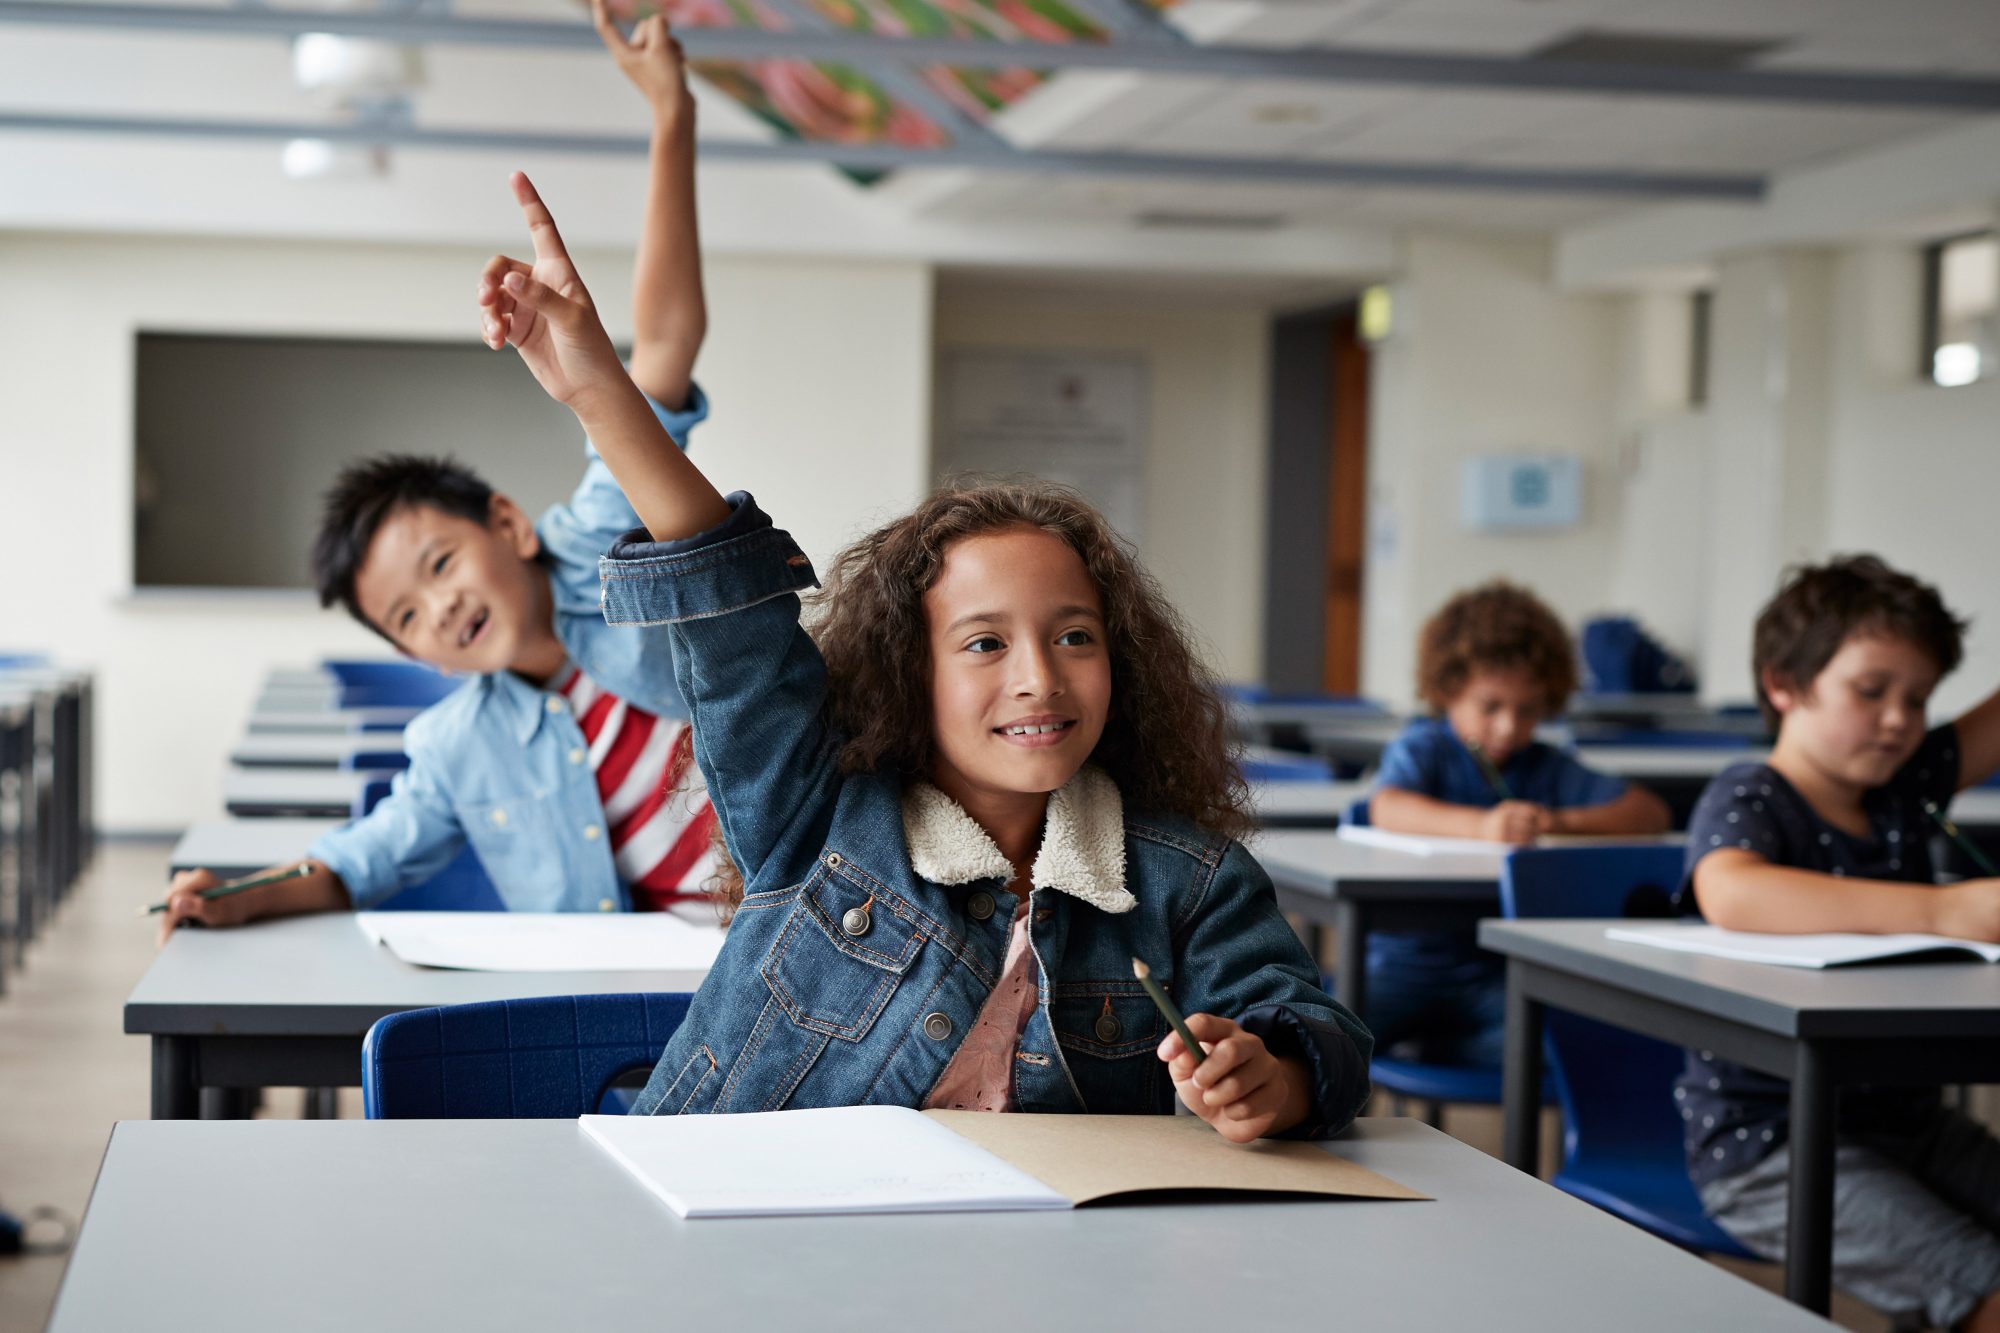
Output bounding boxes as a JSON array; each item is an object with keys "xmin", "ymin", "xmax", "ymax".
[{"xmin": 162, "ymin": 8, "xmax": 716, "ymax": 931}]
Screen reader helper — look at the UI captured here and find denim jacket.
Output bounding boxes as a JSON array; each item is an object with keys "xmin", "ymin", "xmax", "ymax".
[
  {"xmin": 599, "ymin": 494, "xmax": 1373, "ymax": 1133},
  {"xmin": 308, "ymin": 387, "xmax": 708, "ymax": 911}
]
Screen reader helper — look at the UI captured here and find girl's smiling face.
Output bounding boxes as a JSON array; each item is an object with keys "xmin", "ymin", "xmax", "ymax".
[{"xmin": 922, "ymin": 525, "xmax": 1112, "ymax": 816}]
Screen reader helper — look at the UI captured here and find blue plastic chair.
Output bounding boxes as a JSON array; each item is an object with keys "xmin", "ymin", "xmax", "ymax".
[
  {"xmin": 1241, "ymin": 751, "xmax": 1335, "ymax": 783},
  {"xmin": 363, "ymin": 993, "xmax": 691, "ymax": 1118},
  {"xmin": 1499, "ymin": 845, "xmax": 1758, "ymax": 1258},
  {"xmin": 352, "ymin": 778, "xmax": 503, "ymax": 912},
  {"xmin": 323, "ymin": 659, "xmax": 460, "ymax": 709}
]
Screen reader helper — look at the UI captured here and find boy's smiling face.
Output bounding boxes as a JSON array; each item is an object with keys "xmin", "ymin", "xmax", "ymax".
[
  {"xmin": 352, "ymin": 497, "xmax": 554, "ymax": 678},
  {"xmin": 1442, "ymin": 665, "xmax": 1549, "ymax": 768},
  {"xmin": 1767, "ymin": 630, "xmax": 1941, "ymax": 791},
  {"xmin": 922, "ymin": 525, "xmax": 1112, "ymax": 814}
]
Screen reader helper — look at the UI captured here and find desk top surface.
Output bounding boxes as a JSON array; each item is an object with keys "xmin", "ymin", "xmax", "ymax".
[
  {"xmin": 1251, "ymin": 829, "xmax": 1502, "ymax": 900},
  {"xmin": 124, "ymin": 912, "xmax": 710, "ymax": 1036},
  {"xmin": 49, "ymin": 1117, "xmax": 1831, "ymax": 1333},
  {"xmin": 169, "ymin": 818, "xmax": 347, "ymax": 877},
  {"xmin": 1479, "ymin": 919, "xmax": 2000, "ymax": 1039},
  {"xmin": 223, "ymin": 766, "xmax": 375, "ymax": 810},
  {"xmin": 230, "ymin": 732, "xmax": 406, "ymax": 767}
]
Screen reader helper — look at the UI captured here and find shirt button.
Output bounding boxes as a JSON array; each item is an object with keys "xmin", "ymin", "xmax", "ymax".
[
  {"xmin": 1094, "ymin": 1013, "xmax": 1123, "ymax": 1043},
  {"xmin": 841, "ymin": 906, "xmax": 871, "ymax": 938},
  {"xmin": 545, "ymin": 697, "xmax": 563, "ymax": 714},
  {"xmin": 569, "ymin": 748, "xmax": 586, "ymax": 765},
  {"xmin": 583, "ymin": 824, "xmax": 601, "ymax": 841},
  {"xmin": 598, "ymin": 898, "xmax": 615, "ymax": 912},
  {"xmin": 966, "ymin": 891, "xmax": 996, "ymax": 922},
  {"xmin": 923, "ymin": 1012, "xmax": 954, "ymax": 1042},
  {"xmin": 490, "ymin": 808, "xmax": 508, "ymax": 828}
]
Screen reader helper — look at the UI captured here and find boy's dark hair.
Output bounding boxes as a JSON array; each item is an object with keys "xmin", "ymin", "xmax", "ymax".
[
  {"xmin": 311, "ymin": 455, "xmax": 494, "ymax": 635},
  {"xmin": 1753, "ymin": 555, "xmax": 1966, "ymax": 728},
  {"xmin": 1416, "ymin": 580, "xmax": 1577, "ymax": 714}
]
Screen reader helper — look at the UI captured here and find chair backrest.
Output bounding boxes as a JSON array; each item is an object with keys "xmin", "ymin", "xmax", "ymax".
[
  {"xmin": 363, "ymin": 993, "xmax": 691, "ymax": 1118},
  {"xmin": 1499, "ymin": 845, "xmax": 1684, "ymax": 1171},
  {"xmin": 353, "ymin": 777, "xmax": 504, "ymax": 912},
  {"xmin": 324, "ymin": 659, "xmax": 459, "ymax": 709}
]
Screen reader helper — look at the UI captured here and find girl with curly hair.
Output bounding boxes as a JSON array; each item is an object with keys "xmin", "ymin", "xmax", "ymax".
[
  {"xmin": 1360, "ymin": 580, "xmax": 1669, "ymax": 1068},
  {"xmin": 479, "ymin": 175, "xmax": 1371, "ymax": 1140}
]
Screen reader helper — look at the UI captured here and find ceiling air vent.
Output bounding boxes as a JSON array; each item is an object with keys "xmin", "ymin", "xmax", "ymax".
[
  {"xmin": 1135, "ymin": 211, "xmax": 1287, "ymax": 231},
  {"xmin": 1530, "ymin": 30, "xmax": 1787, "ymax": 69}
]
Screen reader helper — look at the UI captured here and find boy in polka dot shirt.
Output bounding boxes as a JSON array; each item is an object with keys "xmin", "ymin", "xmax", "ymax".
[{"xmin": 1679, "ymin": 555, "xmax": 2000, "ymax": 1331}]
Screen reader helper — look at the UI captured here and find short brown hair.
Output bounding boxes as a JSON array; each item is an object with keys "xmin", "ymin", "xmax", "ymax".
[
  {"xmin": 1416, "ymin": 580, "xmax": 1577, "ymax": 714},
  {"xmin": 1753, "ymin": 555, "xmax": 1965, "ymax": 728}
]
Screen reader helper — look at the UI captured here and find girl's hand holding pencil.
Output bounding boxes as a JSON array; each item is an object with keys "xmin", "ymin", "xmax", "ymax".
[{"xmin": 1137, "ymin": 959, "xmax": 1311, "ymax": 1143}]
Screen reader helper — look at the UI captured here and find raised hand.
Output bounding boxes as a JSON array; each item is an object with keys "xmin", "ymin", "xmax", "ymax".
[
  {"xmin": 594, "ymin": 0, "xmax": 694, "ymax": 126},
  {"xmin": 476, "ymin": 172, "xmax": 627, "ymax": 408},
  {"xmin": 1159, "ymin": 1013, "xmax": 1311, "ymax": 1143}
]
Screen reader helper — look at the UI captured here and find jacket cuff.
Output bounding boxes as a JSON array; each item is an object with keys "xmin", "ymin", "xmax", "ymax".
[
  {"xmin": 304, "ymin": 830, "xmax": 393, "ymax": 911},
  {"xmin": 1240, "ymin": 1002, "xmax": 1371, "ymax": 1140},
  {"xmin": 598, "ymin": 491, "xmax": 819, "ymax": 627}
]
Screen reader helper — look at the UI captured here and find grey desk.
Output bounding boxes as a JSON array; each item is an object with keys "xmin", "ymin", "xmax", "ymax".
[
  {"xmin": 1480, "ymin": 918, "xmax": 2000, "ymax": 1315},
  {"xmin": 50, "ymin": 1117, "xmax": 1834, "ymax": 1333},
  {"xmin": 169, "ymin": 818, "xmax": 346, "ymax": 878},
  {"xmin": 1245, "ymin": 779, "xmax": 1366, "ymax": 829},
  {"xmin": 246, "ymin": 706, "xmax": 421, "ymax": 736},
  {"xmin": 224, "ymin": 766, "xmax": 379, "ymax": 817},
  {"xmin": 1299, "ymin": 714, "xmax": 1408, "ymax": 770},
  {"xmin": 262, "ymin": 666, "xmax": 334, "ymax": 690},
  {"xmin": 126, "ymin": 913, "xmax": 711, "ymax": 1119},
  {"xmin": 1950, "ymin": 785, "xmax": 2000, "ymax": 833},
  {"xmin": 1252, "ymin": 830, "xmax": 1503, "ymax": 1013},
  {"xmin": 230, "ymin": 732, "xmax": 407, "ymax": 769}
]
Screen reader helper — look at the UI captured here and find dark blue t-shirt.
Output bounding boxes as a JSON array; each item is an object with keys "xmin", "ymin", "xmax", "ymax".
[
  {"xmin": 1366, "ymin": 719, "xmax": 1629, "ymax": 970},
  {"xmin": 1674, "ymin": 723, "xmax": 1961, "ymax": 1187}
]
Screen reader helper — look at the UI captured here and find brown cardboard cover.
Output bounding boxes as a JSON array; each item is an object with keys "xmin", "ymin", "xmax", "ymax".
[{"xmin": 923, "ymin": 1112, "xmax": 1429, "ymax": 1205}]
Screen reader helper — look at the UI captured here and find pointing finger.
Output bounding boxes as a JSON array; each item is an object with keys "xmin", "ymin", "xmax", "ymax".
[{"xmin": 510, "ymin": 172, "xmax": 572, "ymax": 265}]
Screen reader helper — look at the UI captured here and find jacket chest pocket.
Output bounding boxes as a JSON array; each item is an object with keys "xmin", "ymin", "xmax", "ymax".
[
  {"xmin": 760, "ymin": 861, "xmax": 924, "ymax": 1042},
  {"xmin": 1050, "ymin": 985, "xmax": 1166, "ymax": 1113},
  {"xmin": 459, "ymin": 792, "xmax": 559, "ymax": 897}
]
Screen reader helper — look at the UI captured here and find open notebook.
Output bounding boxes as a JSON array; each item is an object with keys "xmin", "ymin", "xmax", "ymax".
[
  {"xmin": 1606, "ymin": 922, "xmax": 2000, "ymax": 969},
  {"xmin": 1335, "ymin": 824, "xmax": 1683, "ymax": 858},
  {"xmin": 580, "ymin": 1106, "xmax": 1427, "ymax": 1219},
  {"xmin": 355, "ymin": 911, "xmax": 726, "ymax": 972}
]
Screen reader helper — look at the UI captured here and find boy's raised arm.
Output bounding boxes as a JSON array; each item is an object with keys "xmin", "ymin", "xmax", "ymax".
[
  {"xmin": 595, "ymin": 0, "xmax": 705, "ymax": 413},
  {"xmin": 1952, "ymin": 685, "xmax": 2000, "ymax": 790},
  {"xmin": 479, "ymin": 173, "xmax": 729, "ymax": 543}
]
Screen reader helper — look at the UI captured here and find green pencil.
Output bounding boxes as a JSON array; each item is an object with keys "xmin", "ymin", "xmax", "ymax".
[
  {"xmin": 1132, "ymin": 957, "xmax": 1204, "ymax": 1067},
  {"xmin": 1469, "ymin": 742, "xmax": 1515, "ymax": 801},
  {"xmin": 142, "ymin": 863, "xmax": 314, "ymax": 916},
  {"xmin": 1923, "ymin": 800, "xmax": 2000, "ymax": 877}
]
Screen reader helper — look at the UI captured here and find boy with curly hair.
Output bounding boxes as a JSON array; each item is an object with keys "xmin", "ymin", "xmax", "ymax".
[
  {"xmin": 1362, "ymin": 580, "xmax": 1669, "ymax": 1065},
  {"xmin": 1680, "ymin": 555, "xmax": 2000, "ymax": 1331}
]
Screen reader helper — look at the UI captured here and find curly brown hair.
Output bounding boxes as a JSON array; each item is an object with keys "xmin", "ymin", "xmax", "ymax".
[
  {"xmin": 1415, "ymin": 580, "xmax": 1577, "ymax": 715},
  {"xmin": 1753, "ymin": 554, "xmax": 1965, "ymax": 729},
  {"xmin": 701, "ymin": 480, "xmax": 1252, "ymax": 917}
]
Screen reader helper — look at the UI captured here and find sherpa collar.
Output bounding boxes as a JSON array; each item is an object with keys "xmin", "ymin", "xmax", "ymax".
[{"xmin": 901, "ymin": 766, "xmax": 1134, "ymax": 914}]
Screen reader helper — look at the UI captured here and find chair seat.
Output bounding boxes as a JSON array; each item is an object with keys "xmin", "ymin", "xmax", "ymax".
[
  {"xmin": 1554, "ymin": 1162, "xmax": 1759, "ymax": 1259},
  {"xmin": 1370, "ymin": 1057, "xmax": 1557, "ymax": 1106}
]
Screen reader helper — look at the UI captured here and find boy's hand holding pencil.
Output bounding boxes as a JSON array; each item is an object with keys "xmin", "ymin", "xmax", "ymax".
[{"xmin": 1137, "ymin": 959, "xmax": 1311, "ymax": 1143}]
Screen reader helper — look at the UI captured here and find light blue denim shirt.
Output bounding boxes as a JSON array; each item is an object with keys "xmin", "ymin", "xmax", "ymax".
[
  {"xmin": 307, "ymin": 386, "xmax": 708, "ymax": 912},
  {"xmin": 598, "ymin": 493, "xmax": 1373, "ymax": 1132}
]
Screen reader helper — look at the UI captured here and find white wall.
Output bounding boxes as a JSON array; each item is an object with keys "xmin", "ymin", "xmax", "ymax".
[
  {"xmin": 1360, "ymin": 234, "xmax": 1625, "ymax": 708},
  {"xmin": 0, "ymin": 232, "xmax": 933, "ymax": 832},
  {"xmin": 930, "ymin": 283, "xmax": 1271, "ymax": 683}
]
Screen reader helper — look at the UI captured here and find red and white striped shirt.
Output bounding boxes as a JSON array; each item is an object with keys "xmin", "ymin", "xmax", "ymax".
[{"xmin": 555, "ymin": 663, "xmax": 720, "ymax": 911}]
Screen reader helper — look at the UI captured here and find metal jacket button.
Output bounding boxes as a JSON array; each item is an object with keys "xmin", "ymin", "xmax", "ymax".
[
  {"xmin": 966, "ymin": 891, "xmax": 996, "ymax": 922},
  {"xmin": 923, "ymin": 1012, "xmax": 954, "ymax": 1042},
  {"xmin": 841, "ymin": 906, "xmax": 871, "ymax": 937},
  {"xmin": 1094, "ymin": 1013, "xmax": 1123, "ymax": 1043}
]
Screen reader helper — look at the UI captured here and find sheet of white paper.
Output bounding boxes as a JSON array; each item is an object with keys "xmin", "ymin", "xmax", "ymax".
[
  {"xmin": 1606, "ymin": 923, "xmax": 2000, "ymax": 969},
  {"xmin": 1335, "ymin": 825, "xmax": 1514, "ymax": 857},
  {"xmin": 580, "ymin": 1106, "xmax": 1071, "ymax": 1218},
  {"xmin": 354, "ymin": 911, "xmax": 726, "ymax": 972}
]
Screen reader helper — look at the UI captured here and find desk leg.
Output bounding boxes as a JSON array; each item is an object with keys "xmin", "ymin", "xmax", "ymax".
[
  {"xmin": 1785, "ymin": 1042, "xmax": 1835, "ymax": 1315},
  {"xmin": 1335, "ymin": 900, "xmax": 1367, "ymax": 1019},
  {"xmin": 151, "ymin": 1035, "xmax": 198, "ymax": 1120},
  {"xmin": 1501, "ymin": 967, "xmax": 1544, "ymax": 1174}
]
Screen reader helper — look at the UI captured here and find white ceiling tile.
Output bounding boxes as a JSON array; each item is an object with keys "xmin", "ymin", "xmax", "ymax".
[
  {"xmin": 997, "ymin": 73, "xmax": 1224, "ymax": 151},
  {"xmin": 1169, "ymin": 0, "xmax": 1393, "ymax": 47},
  {"xmin": 1131, "ymin": 79, "xmax": 1412, "ymax": 156},
  {"xmin": 1319, "ymin": 10, "xmax": 1586, "ymax": 56}
]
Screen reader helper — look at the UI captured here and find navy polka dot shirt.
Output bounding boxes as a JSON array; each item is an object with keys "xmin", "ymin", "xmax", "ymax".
[{"xmin": 1673, "ymin": 723, "xmax": 1961, "ymax": 1186}]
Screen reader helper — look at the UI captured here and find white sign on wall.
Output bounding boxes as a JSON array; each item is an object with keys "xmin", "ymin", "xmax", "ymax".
[{"xmin": 939, "ymin": 350, "xmax": 1148, "ymax": 544}]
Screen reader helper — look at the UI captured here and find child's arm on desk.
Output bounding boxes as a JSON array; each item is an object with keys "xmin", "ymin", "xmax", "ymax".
[
  {"xmin": 1371, "ymin": 787, "xmax": 1550, "ymax": 844},
  {"xmin": 157, "ymin": 863, "xmax": 349, "ymax": 945},
  {"xmin": 1693, "ymin": 848, "xmax": 2000, "ymax": 942},
  {"xmin": 478, "ymin": 174, "xmax": 729, "ymax": 542},
  {"xmin": 597, "ymin": 0, "xmax": 705, "ymax": 413},
  {"xmin": 1546, "ymin": 784, "xmax": 1672, "ymax": 835},
  {"xmin": 1952, "ymin": 685, "xmax": 2000, "ymax": 790}
]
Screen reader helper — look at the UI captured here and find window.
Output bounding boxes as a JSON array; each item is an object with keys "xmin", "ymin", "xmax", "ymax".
[{"xmin": 1923, "ymin": 231, "xmax": 1998, "ymax": 387}]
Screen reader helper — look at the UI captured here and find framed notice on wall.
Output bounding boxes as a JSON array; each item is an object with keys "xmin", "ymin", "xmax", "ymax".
[{"xmin": 939, "ymin": 350, "xmax": 1148, "ymax": 544}]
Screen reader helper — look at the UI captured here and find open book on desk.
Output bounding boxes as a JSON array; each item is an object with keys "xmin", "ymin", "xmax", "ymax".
[
  {"xmin": 1336, "ymin": 824, "xmax": 1682, "ymax": 858},
  {"xmin": 355, "ymin": 911, "xmax": 726, "ymax": 972},
  {"xmin": 581, "ymin": 1106, "xmax": 1427, "ymax": 1219},
  {"xmin": 1606, "ymin": 922, "xmax": 2000, "ymax": 969}
]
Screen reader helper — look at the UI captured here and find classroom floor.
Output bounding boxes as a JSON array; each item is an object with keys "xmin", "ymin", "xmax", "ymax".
[{"xmin": 0, "ymin": 842, "xmax": 1891, "ymax": 1332}]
